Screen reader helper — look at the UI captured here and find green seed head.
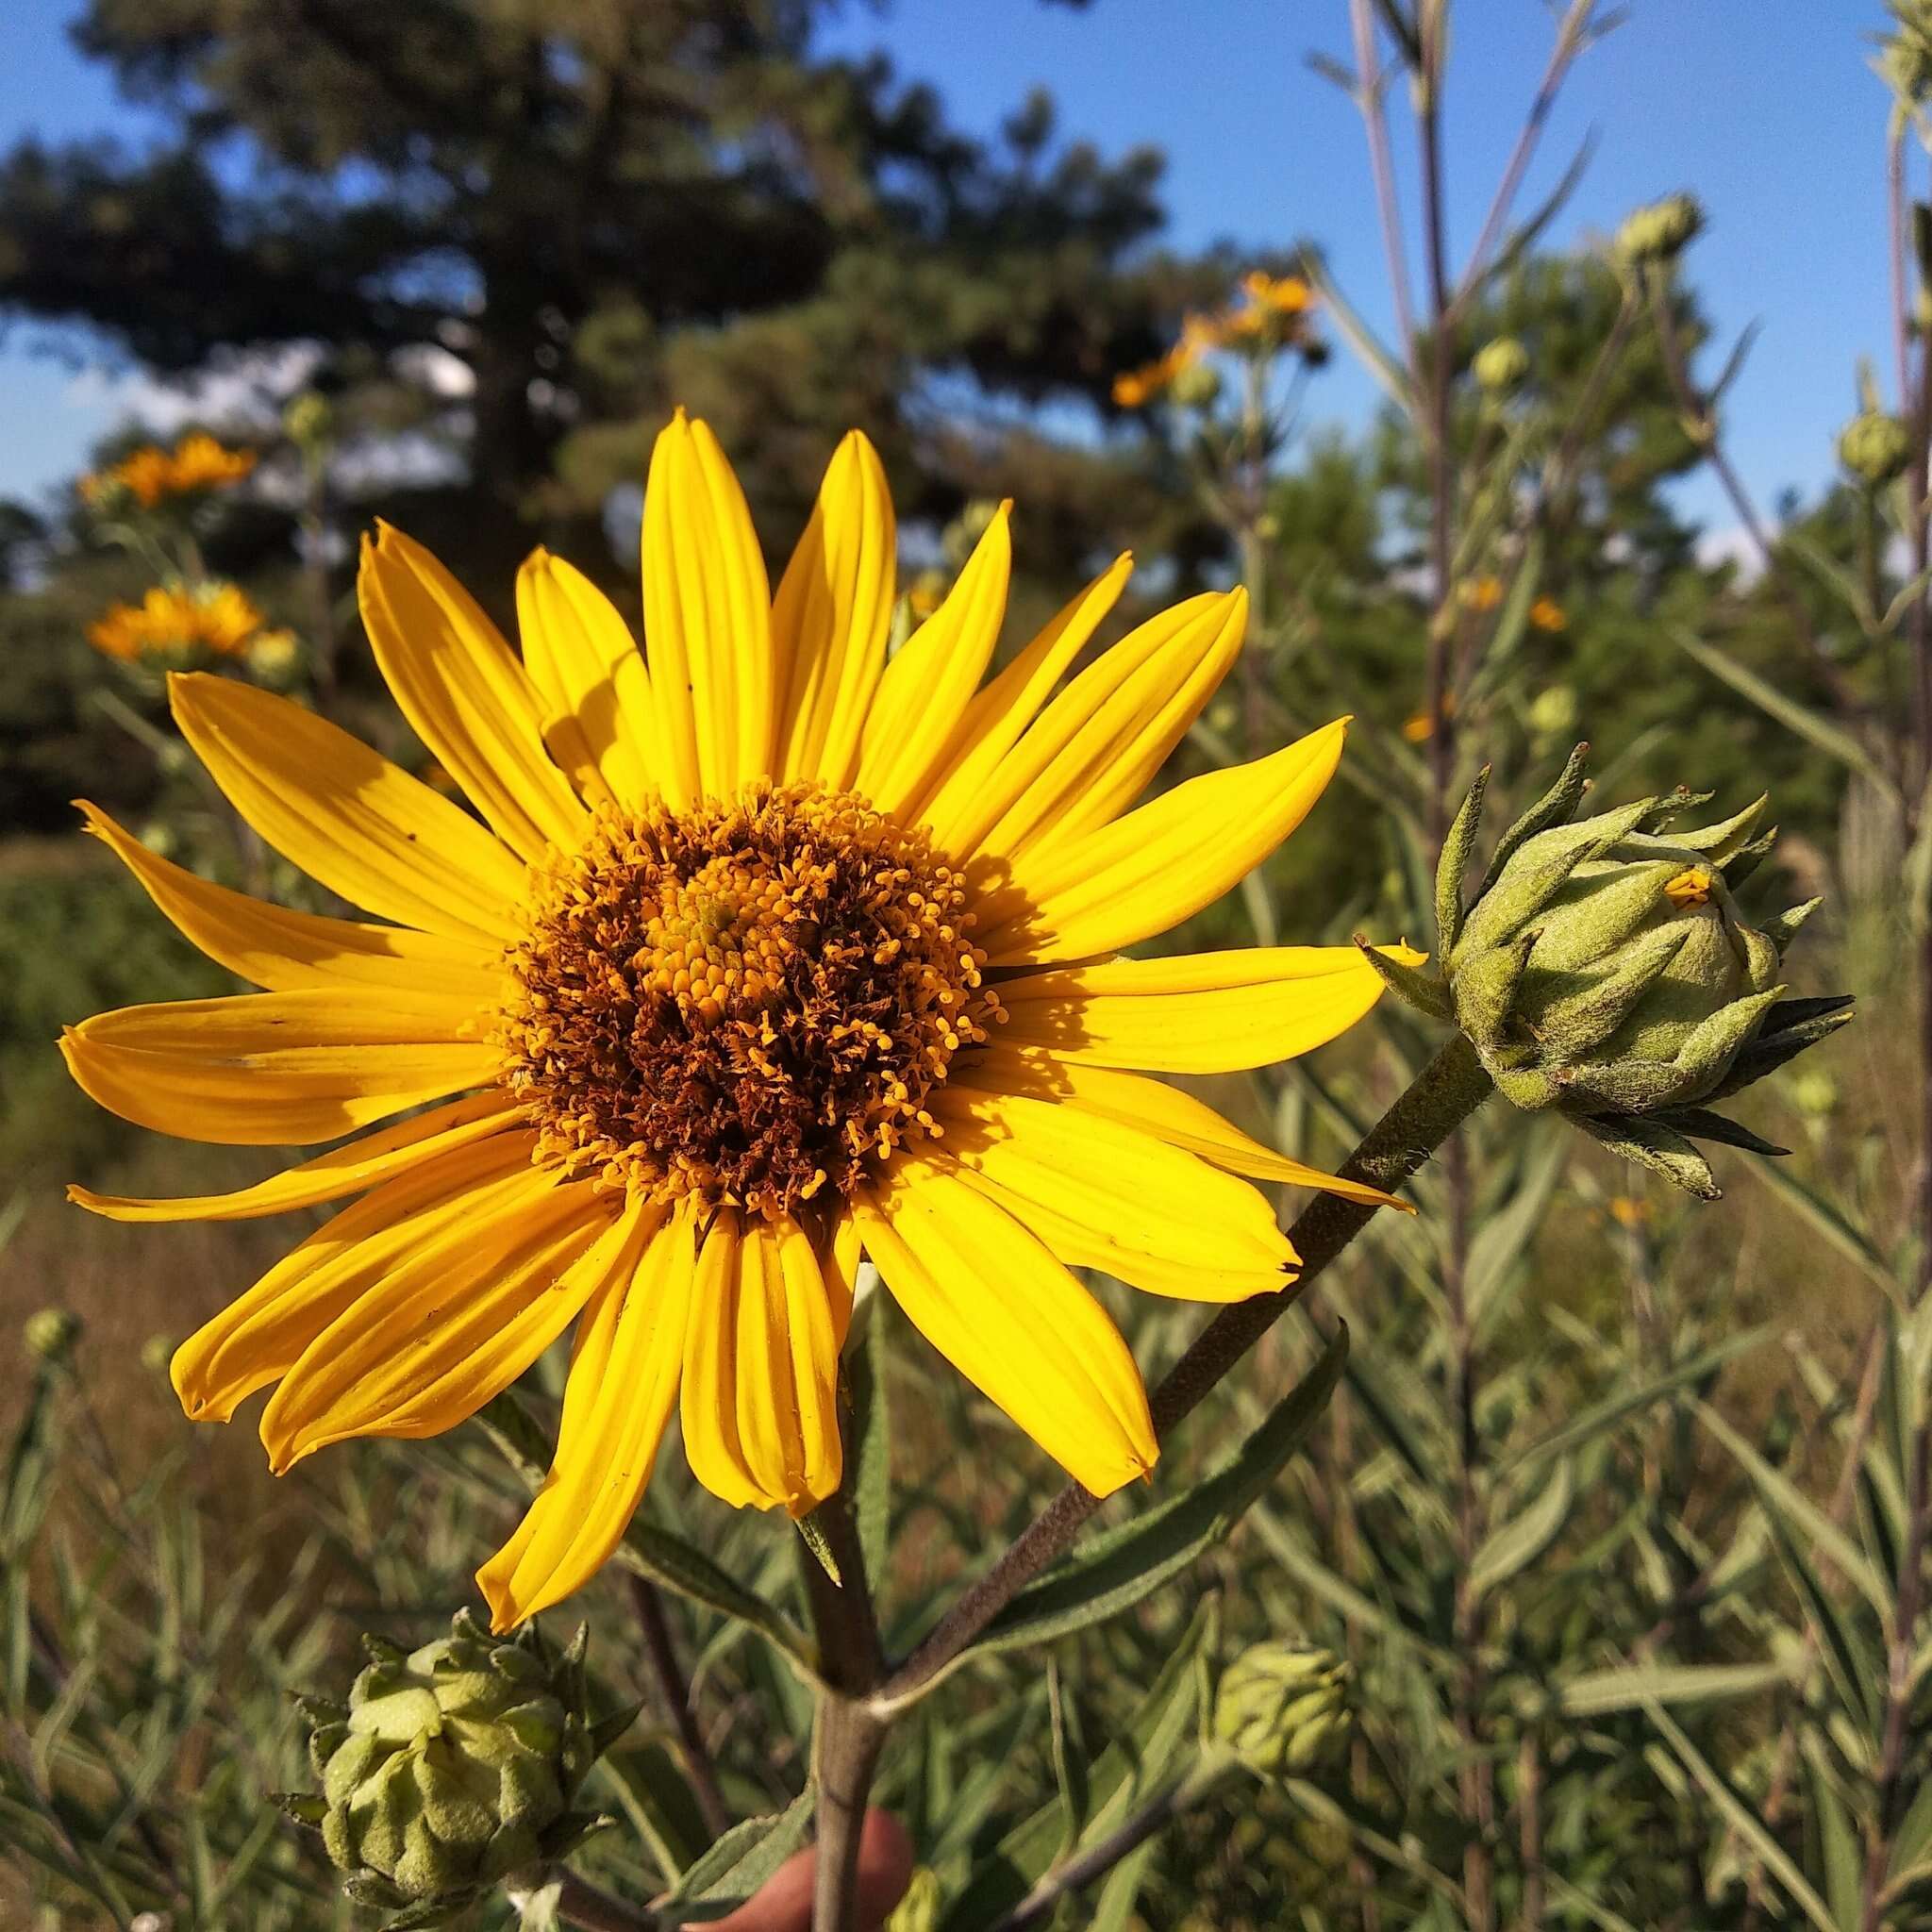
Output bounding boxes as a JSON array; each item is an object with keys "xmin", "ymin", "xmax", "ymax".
[
  {"xmin": 25, "ymin": 1307, "xmax": 82, "ymax": 1363},
  {"xmin": 293, "ymin": 1610, "xmax": 632, "ymax": 1924},
  {"xmin": 1214, "ymin": 1642, "xmax": 1354, "ymax": 1778}
]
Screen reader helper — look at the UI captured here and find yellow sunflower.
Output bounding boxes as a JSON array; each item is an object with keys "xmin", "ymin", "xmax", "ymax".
[{"xmin": 64, "ymin": 412, "xmax": 1409, "ymax": 1631}]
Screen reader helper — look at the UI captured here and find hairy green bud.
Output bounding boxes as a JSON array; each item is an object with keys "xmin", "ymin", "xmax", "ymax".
[
  {"xmin": 1616, "ymin": 193, "xmax": 1705, "ymax": 267},
  {"xmin": 25, "ymin": 1307, "xmax": 82, "ymax": 1363},
  {"xmin": 1214, "ymin": 1642, "xmax": 1353, "ymax": 1778},
  {"xmin": 282, "ymin": 391, "xmax": 335, "ymax": 453},
  {"xmin": 288, "ymin": 1610, "xmax": 634, "ymax": 1926},
  {"xmin": 1838, "ymin": 410, "xmax": 1914, "ymax": 488},
  {"xmin": 1473, "ymin": 336, "xmax": 1531, "ymax": 395},
  {"xmin": 1364, "ymin": 749, "xmax": 1852, "ymax": 1198}
]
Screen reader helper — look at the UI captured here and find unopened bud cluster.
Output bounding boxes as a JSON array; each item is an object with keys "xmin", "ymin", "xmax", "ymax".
[
  {"xmin": 1362, "ymin": 747, "xmax": 1852, "ymax": 1199},
  {"xmin": 281, "ymin": 1609, "xmax": 634, "ymax": 1928},
  {"xmin": 1214, "ymin": 1641, "xmax": 1354, "ymax": 1777},
  {"xmin": 1839, "ymin": 410, "xmax": 1914, "ymax": 488},
  {"xmin": 1474, "ymin": 336, "xmax": 1531, "ymax": 397},
  {"xmin": 1616, "ymin": 193, "xmax": 1705, "ymax": 268}
]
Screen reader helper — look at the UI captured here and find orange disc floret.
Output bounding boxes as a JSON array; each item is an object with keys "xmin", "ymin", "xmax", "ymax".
[{"xmin": 495, "ymin": 781, "xmax": 1004, "ymax": 1221}]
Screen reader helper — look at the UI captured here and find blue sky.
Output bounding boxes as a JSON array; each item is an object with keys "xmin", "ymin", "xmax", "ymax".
[{"xmin": 0, "ymin": 0, "xmax": 1901, "ymax": 540}]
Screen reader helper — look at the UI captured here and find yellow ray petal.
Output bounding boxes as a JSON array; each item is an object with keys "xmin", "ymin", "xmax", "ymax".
[
  {"xmin": 976, "ymin": 718, "xmax": 1349, "ymax": 964},
  {"xmin": 824, "ymin": 1208, "xmax": 862, "ymax": 1339},
  {"xmin": 997, "ymin": 941, "xmax": 1413, "ymax": 1074},
  {"xmin": 62, "ymin": 990, "xmax": 497, "ymax": 1145},
  {"xmin": 169, "ymin": 672, "xmax": 525, "ymax": 946},
  {"xmin": 855, "ymin": 1158, "xmax": 1155, "ymax": 1496},
  {"xmin": 515, "ymin": 549, "xmax": 655, "ymax": 806},
  {"xmin": 917, "ymin": 555, "xmax": 1132, "ymax": 851},
  {"xmin": 77, "ymin": 801, "xmax": 503, "ymax": 1004},
  {"xmin": 930, "ymin": 1085, "xmax": 1294, "ymax": 1302},
  {"xmin": 69, "ymin": 1090, "xmax": 523, "ymax": 1223},
  {"xmin": 962, "ymin": 1050, "xmax": 1407, "ymax": 1209},
  {"xmin": 478, "ymin": 1206, "xmax": 696, "ymax": 1629},
  {"xmin": 774, "ymin": 429, "xmax": 896, "ymax": 789},
  {"xmin": 856, "ymin": 505, "xmax": 1012, "ymax": 814},
  {"xmin": 678, "ymin": 1215, "xmax": 843, "ymax": 1517},
  {"xmin": 961, "ymin": 589, "xmax": 1245, "ymax": 864},
  {"xmin": 260, "ymin": 1171, "xmax": 621, "ymax": 1469},
  {"xmin": 171, "ymin": 1130, "xmax": 540, "ymax": 1423},
  {"xmin": 641, "ymin": 411, "xmax": 774, "ymax": 803},
  {"xmin": 358, "ymin": 524, "xmax": 587, "ymax": 860}
]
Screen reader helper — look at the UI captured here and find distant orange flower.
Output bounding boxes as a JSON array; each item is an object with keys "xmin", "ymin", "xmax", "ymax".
[
  {"xmin": 79, "ymin": 433, "xmax": 257, "ymax": 510},
  {"xmin": 1528, "ymin": 596, "xmax": 1568, "ymax": 633},
  {"xmin": 88, "ymin": 582, "xmax": 268, "ymax": 663},
  {"xmin": 1241, "ymin": 271, "xmax": 1314, "ymax": 317},
  {"xmin": 1459, "ymin": 575, "xmax": 1504, "ymax": 613},
  {"xmin": 1401, "ymin": 694, "xmax": 1458, "ymax": 743}
]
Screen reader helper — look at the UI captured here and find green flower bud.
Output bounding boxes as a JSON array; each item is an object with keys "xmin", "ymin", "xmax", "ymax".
[
  {"xmin": 1169, "ymin": 358, "xmax": 1223, "ymax": 410},
  {"xmin": 1362, "ymin": 748, "xmax": 1853, "ymax": 1198},
  {"xmin": 1473, "ymin": 336, "xmax": 1530, "ymax": 396},
  {"xmin": 1838, "ymin": 411, "xmax": 1914, "ymax": 488},
  {"xmin": 1527, "ymin": 684, "xmax": 1579, "ymax": 741},
  {"xmin": 942, "ymin": 499, "xmax": 1001, "ymax": 568},
  {"xmin": 1790, "ymin": 1067, "xmax": 1839, "ymax": 1118},
  {"xmin": 1616, "ymin": 193, "xmax": 1705, "ymax": 267},
  {"xmin": 25, "ymin": 1307, "xmax": 81, "ymax": 1363},
  {"xmin": 288, "ymin": 1609, "xmax": 635, "ymax": 1924},
  {"xmin": 1214, "ymin": 1642, "xmax": 1353, "ymax": 1778}
]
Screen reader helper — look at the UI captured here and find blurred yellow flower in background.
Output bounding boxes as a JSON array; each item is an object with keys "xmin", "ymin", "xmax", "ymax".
[
  {"xmin": 1528, "ymin": 595, "xmax": 1568, "ymax": 632},
  {"xmin": 1459, "ymin": 575, "xmax": 1504, "ymax": 612},
  {"xmin": 63, "ymin": 412, "xmax": 1410, "ymax": 1630},
  {"xmin": 88, "ymin": 582, "xmax": 268, "ymax": 662},
  {"xmin": 79, "ymin": 432, "xmax": 258, "ymax": 509}
]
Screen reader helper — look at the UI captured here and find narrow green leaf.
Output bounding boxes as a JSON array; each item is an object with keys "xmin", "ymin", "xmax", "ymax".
[
  {"xmin": 1645, "ymin": 1702, "xmax": 1838, "ymax": 1932},
  {"xmin": 661, "ymin": 1785, "xmax": 816, "ymax": 1918},
  {"xmin": 1468, "ymin": 1457, "xmax": 1574, "ymax": 1600},
  {"xmin": 1557, "ymin": 1659, "xmax": 1794, "ymax": 1717},
  {"xmin": 1670, "ymin": 625, "xmax": 1899, "ymax": 800},
  {"xmin": 969, "ymin": 1329, "xmax": 1348, "ymax": 1657},
  {"xmin": 1740, "ymin": 1158, "xmax": 1901, "ymax": 1306},
  {"xmin": 939, "ymin": 1604, "xmax": 1211, "ymax": 1930},
  {"xmin": 1466, "ymin": 1135, "xmax": 1569, "ymax": 1327},
  {"xmin": 1695, "ymin": 1401, "xmax": 1892, "ymax": 1619},
  {"xmin": 1508, "ymin": 1329, "xmax": 1765, "ymax": 1472},
  {"xmin": 1801, "ymin": 1735, "xmax": 1864, "ymax": 1930}
]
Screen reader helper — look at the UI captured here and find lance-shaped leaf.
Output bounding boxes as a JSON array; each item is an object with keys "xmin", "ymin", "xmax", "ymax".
[
  {"xmin": 1468, "ymin": 1457, "xmax": 1574, "ymax": 1600},
  {"xmin": 939, "ymin": 1603, "xmax": 1214, "ymax": 1930},
  {"xmin": 961, "ymin": 1328, "xmax": 1348, "ymax": 1660},
  {"xmin": 1435, "ymin": 765, "xmax": 1489, "ymax": 952},
  {"xmin": 1572, "ymin": 1113, "xmax": 1718, "ymax": 1199},
  {"xmin": 659, "ymin": 1786, "xmax": 817, "ymax": 1922}
]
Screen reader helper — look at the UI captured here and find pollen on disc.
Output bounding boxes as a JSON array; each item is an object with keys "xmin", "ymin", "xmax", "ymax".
[{"xmin": 495, "ymin": 782, "xmax": 1005, "ymax": 1221}]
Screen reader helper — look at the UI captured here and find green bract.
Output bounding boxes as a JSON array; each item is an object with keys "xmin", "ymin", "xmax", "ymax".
[
  {"xmin": 1362, "ymin": 746, "xmax": 1853, "ymax": 1198},
  {"xmin": 281, "ymin": 1610, "xmax": 635, "ymax": 1930},
  {"xmin": 1213, "ymin": 1641, "xmax": 1354, "ymax": 1777}
]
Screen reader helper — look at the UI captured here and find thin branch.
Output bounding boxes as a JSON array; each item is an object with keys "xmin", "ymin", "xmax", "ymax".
[
  {"xmin": 881, "ymin": 1035, "xmax": 1495, "ymax": 1703},
  {"xmin": 1349, "ymin": 0, "xmax": 1417, "ymax": 358},
  {"xmin": 551, "ymin": 1869, "xmax": 658, "ymax": 1932},
  {"xmin": 1452, "ymin": 0, "xmax": 1597, "ymax": 311},
  {"xmin": 625, "ymin": 1574, "xmax": 732, "ymax": 1840}
]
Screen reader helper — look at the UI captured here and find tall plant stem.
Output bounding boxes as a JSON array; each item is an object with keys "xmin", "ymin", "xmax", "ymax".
[
  {"xmin": 802, "ymin": 1492, "xmax": 887, "ymax": 1932},
  {"xmin": 625, "ymin": 1574, "xmax": 731, "ymax": 1838},
  {"xmin": 883, "ymin": 1033, "xmax": 1495, "ymax": 1702},
  {"xmin": 1349, "ymin": 0, "xmax": 1415, "ymax": 357}
]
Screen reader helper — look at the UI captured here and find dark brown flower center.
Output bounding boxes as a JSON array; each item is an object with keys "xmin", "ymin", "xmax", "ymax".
[{"xmin": 495, "ymin": 782, "xmax": 1001, "ymax": 1221}]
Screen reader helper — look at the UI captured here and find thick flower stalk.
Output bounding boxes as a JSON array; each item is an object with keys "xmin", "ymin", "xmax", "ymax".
[
  {"xmin": 283, "ymin": 1610, "xmax": 632, "ymax": 1929},
  {"xmin": 63, "ymin": 412, "xmax": 1410, "ymax": 1630},
  {"xmin": 1363, "ymin": 746, "xmax": 1854, "ymax": 1197}
]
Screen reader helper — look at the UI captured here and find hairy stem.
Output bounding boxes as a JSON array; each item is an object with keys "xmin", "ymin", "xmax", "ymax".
[
  {"xmin": 549, "ymin": 1869, "xmax": 658, "ymax": 1931},
  {"xmin": 883, "ymin": 1033, "xmax": 1495, "ymax": 1701},
  {"xmin": 802, "ymin": 1492, "xmax": 888, "ymax": 1932}
]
